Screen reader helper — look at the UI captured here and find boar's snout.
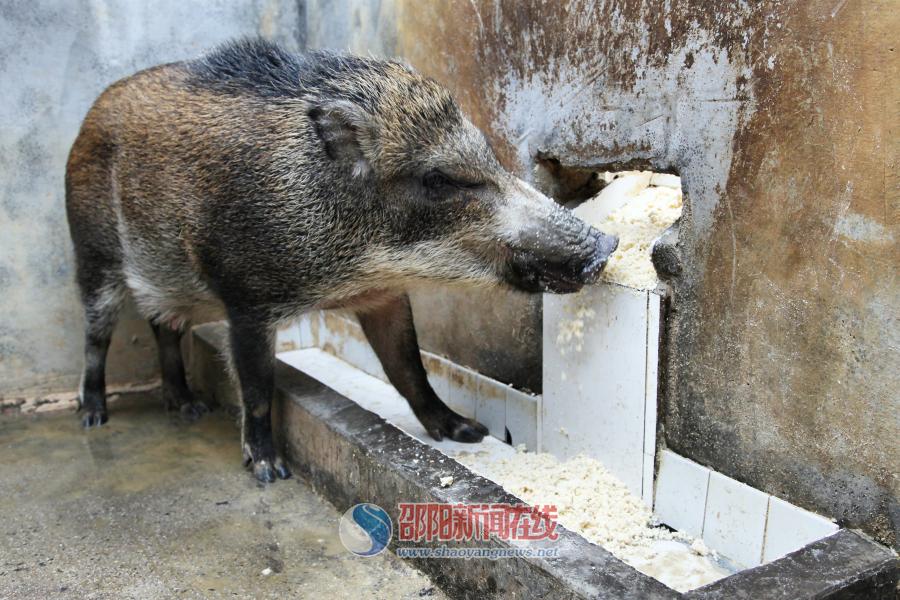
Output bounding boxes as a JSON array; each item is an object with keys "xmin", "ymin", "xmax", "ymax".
[
  {"xmin": 580, "ymin": 226, "xmax": 619, "ymax": 284},
  {"xmin": 506, "ymin": 216, "xmax": 618, "ymax": 295}
]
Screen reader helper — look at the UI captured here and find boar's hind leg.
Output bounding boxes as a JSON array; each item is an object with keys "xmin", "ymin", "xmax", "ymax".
[
  {"xmin": 357, "ymin": 294, "xmax": 489, "ymax": 443},
  {"xmin": 150, "ymin": 322, "xmax": 208, "ymax": 421},
  {"xmin": 77, "ymin": 278, "xmax": 125, "ymax": 428},
  {"xmin": 227, "ymin": 314, "xmax": 291, "ymax": 483}
]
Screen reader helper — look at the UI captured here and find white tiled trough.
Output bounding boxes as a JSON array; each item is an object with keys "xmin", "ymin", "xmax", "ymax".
[
  {"xmin": 274, "ymin": 299, "xmax": 839, "ymax": 583},
  {"xmin": 275, "ymin": 309, "xmax": 539, "ymax": 459},
  {"xmin": 542, "ymin": 284, "xmax": 661, "ymax": 502},
  {"xmin": 542, "ymin": 279, "xmax": 839, "ymax": 570}
]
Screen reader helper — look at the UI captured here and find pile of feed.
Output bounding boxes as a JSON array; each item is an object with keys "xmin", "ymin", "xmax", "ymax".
[
  {"xmin": 574, "ymin": 171, "xmax": 682, "ymax": 290},
  {"xmin": 457, "ymin": 448, "xmax": 730, "ymax": 593}
]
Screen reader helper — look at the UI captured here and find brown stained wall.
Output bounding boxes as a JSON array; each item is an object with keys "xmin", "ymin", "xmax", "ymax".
[
  {"xmin": 409, "ymin": 290, "xmax": 543, "ymax": 393},
  {"xmin": 372, "ymin": 0, "xmax": 898, "ymax": 546}
]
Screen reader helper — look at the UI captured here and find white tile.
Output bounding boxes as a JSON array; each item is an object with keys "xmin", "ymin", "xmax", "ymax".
[
  {"xmin": 542, "ymin": 284, "xmax": 650, "ymax": 497},
  {"xmin": 447, "ymin": 364, "xmax": 478, "ymax": 419},
  {"xmin": 350, "ymin": 340, "xmax": 387, "ymax": 381},
  {"xmin": 279, "ymin": 347, "xmax": 521, "ymax": 460},
  {"xmin": 296, "ymin": 313, "xmax": 316, "ymax": 348},
  {"xmin": 342, "ymin": 333, "xmax": 386, "ymax": 380},
  {"xmin": 319, "ymin": 312, "xmax": 387, "ymax": 381},
  {"xmin": 422, "ymin": 352, "xmax": 452, "ymax": 406},
  {"xmin": 762, "ymin": 496, "xmax": 838, "ymax": 562},
  {"xmin": 506, "ymin": 388, "xmax": 538, "ymax": 451},
  {"xmin": 644, "ymin": 295, "xmax": 661, "ymax": 456},
  {"xmin": 475, "ymin": 375, "xmax": 507, "ymax": 441},
  {"xmin": 275, "ymin": 321, "xmax": 301, "ymax": 352},
  {"xmin": 703, "ymin": 471, "xmax": 769, "ymax": 568},
  {"xmin": 641, "ymin": 452, "xmax": 655, "ymax": 507},
  {"xmin": 536, "ymin": 392, "xmax": 544, "ymax": 453},
  {"xmin": 317, "ymin": 311, "xmax": 340, "ymax": 356},
  {"xmin": 649, "ymin": 172, "xmax": 681, "ymax": 189},
  {"xmin": 654, "ymin": 450, "xmax": 710, "ymax": 537},
  {"xmin": 306, "ymin": 310, "xmax": 324, "ymax": 348}
]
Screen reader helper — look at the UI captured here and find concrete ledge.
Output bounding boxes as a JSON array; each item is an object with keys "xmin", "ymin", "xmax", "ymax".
[
  {"xmin": 191, "ymin": 322, "xmax": 898, "ymax": 599},
  {"xmin": 685, "ymin": 530, "xmax": 898, "ymax": 599}
]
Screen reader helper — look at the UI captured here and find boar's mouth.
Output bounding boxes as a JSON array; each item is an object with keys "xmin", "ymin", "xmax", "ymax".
[
  {"xmin": 505, "ymin": 242, "xmax": 617, "ymax": 294},
  {"xmin": 503, "ymin": 225, "xmax": 619, "ymax": 294}
]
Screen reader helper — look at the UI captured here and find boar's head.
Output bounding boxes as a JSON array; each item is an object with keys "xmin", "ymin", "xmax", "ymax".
[{"xmin": 306, "ymin": 61, "xmax": 617, "ymax": 295}]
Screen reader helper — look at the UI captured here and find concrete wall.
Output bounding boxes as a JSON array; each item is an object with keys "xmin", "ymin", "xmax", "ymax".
[
  {"xmin": 306, "ymin": 1, "xmax": 898, "ymax": 548},
  {"xmin": 0, "ymin": 0, "xmax": 304, "ymax": 397}
]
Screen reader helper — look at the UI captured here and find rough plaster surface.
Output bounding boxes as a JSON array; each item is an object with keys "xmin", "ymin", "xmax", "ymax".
[
  {"xmin": 305, "ymin": 0, "xmax": 397, "ymax": 57},
  {"xmin": 410, "ymin": 288, "xmax": 543, "ymax": 393},
  {"xmin": 308, "ymin": 0, "xmax": 898, "ymax": 547},
  {"xmin": 0, "ymin": 0, "xmax": 304, "ymax": 396}
]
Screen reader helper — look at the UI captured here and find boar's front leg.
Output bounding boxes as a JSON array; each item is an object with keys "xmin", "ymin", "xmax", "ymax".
[
  {"xmin": 227, "ymin": 313, "xmax": 291, "ymax": 483},
  {"xmin": 357, "ymin": 294, "xmax": 489, "ymax": 443}
]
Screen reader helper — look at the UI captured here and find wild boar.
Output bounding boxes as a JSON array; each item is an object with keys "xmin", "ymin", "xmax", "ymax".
[{"xmin": 66, "ymin": 39, "xmax": 617, "ymax": 482}]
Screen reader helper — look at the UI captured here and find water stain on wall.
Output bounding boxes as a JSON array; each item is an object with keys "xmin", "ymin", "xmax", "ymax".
[{"xmin": 388, "ymin": 0, "xmax": 898, "ymax": 547}]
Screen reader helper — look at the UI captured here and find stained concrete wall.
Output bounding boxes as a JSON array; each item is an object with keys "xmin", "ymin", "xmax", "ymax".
[
  {"xmin": 307, "ymin": 1, "xmax": 898, "ymax": 547},
  {"xmin": 0, "ymin": 0, "xmax": 304, "ymax": 397}
]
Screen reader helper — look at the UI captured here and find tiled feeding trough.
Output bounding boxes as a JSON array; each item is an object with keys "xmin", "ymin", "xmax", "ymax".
[{"xmin": 190, "ymin": 320, "xmax": 897, "ymax": 599}]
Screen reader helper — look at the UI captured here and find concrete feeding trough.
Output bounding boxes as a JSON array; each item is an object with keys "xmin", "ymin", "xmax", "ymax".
[
  {"xmin": 539, "ymin": 172, "xmax": 845, "ymax": 582},
  {"xmin": 191, "ymin": 311, "xmax": 896, "ymax": 598}
]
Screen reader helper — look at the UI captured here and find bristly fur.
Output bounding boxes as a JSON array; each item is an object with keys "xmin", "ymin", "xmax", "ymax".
[
  {"xmin": 186, "ymin": 39, "xmax": 462, "ymax": 177},
  {"xmin": 66, "ymin": 35, "xmax": 603, "ymax": 343},
  {"xmin": 185, "ymin": 38, "xmax": 307, "ymax": 98}
]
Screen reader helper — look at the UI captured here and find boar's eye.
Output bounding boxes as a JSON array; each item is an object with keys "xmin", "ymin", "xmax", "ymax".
[
  {"xmin": 422, "ymin": 169, "xmax": 482, "ymax": 193},
  {"xmin": 422, "ymin": 170, "xmax": 453, "ymax": 191}
]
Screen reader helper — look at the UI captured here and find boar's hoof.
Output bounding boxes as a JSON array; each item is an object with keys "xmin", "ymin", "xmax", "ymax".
[
  {"xmin": 244, "ymin": 452, "xmax": 292, "ymax": 483},
  {"xmin": 179, "ymin": 401, "xmax": 210, "ymax": 422},
  {"xmin": 80, "ymin": 408, "xmax": 108, "ymax": 428},
  {"xmin": 272, "ymin": 459, "xmax": 292, "ymax": 480},
  {"xmin": 163, "ymin": 388, "xmax": 207, "ymax": 420},
  {"xmin": 252, "ymin": 459, "xmax": 292, "ymax": 483},
  {"xmin": 448, "ymin": 419, "xmax": 490, "ymax": 443},
  {"xmin": 424, "ymin": 410, "xmax": 489, "ymax": 443}
]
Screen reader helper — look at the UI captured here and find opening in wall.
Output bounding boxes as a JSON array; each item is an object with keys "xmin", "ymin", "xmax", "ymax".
[{"xmin": 535, "ymin": 157, "xmax": 684, "ymax": 291}]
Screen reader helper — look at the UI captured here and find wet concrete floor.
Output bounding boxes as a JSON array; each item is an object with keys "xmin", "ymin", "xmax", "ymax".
[{"xmin": 0, "ymin": 393, "xmax": 444, "ymax": 599}]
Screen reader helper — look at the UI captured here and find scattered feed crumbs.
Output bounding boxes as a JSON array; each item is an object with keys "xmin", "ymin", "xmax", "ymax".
[
  {"xmin": 457, "ymin": 448, "xmax": 730, "ymax": 592},
  {"xmin": 554, "ymin": 172, "xmax": 683, "ymax": 355},
  {"xmin": 555, "ymin": 305, "xmax": 595, "ymax": 354}
]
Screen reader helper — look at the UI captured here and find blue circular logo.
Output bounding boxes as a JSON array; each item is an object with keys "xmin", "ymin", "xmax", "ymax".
[{"xmin": 339, "ymin": 503, "xmax": 392, "ymax": 556}]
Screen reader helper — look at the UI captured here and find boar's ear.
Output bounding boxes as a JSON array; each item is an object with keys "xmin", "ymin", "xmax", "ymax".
[{"xmin": 307, "ymin": 99, "xmax": 374, "ymax": 178}]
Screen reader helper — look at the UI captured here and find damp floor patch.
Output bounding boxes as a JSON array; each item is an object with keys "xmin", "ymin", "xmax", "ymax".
[{"xmin": 190, "ymin": 322, "xmax": 897, "ymax": 599}]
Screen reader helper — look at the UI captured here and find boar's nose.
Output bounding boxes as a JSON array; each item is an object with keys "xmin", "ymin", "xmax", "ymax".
[{"xmin": 579, "ymin": 228, "xmax": 618, "ymax": 284}]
